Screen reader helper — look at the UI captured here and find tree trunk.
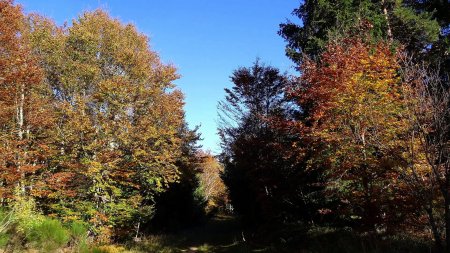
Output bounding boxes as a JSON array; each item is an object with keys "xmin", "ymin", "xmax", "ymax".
[
  {"xmin": 135, "ymin": 218, "xmax": 141, "ymax": 240},
  {"xmin": 17, "ymin": 83, "xmax": 25, "ymax": 193},
  {"xmin": 425, "ymin": 206, "xmax": 443, "ymax": 251},
  {"xmin": 17, "ymin": 83, "xmax": 24, "ymax": 140},
  {"xmin": 443, "ymin": 160, "xmax": 450, "ymax": 252},
  {"xmin": 381, "ymin": 0, "xmax": 393, "ymax": 41},
  {"xmin": 445, "ymin": 195, "xmax": 450, "ymax": 253}
]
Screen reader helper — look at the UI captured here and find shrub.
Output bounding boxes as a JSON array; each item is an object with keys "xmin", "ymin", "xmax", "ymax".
[
  {"xmin": 0, "ymin": 232, "xmax": 9, "ymax": 248},
  {"xmin": 70, "ymin": 220, "xmax": 90, "ymax": 252},
  {"xmin": 71, "ymin": 220, "xmax": 88, "ymax": 239},
  {"xmin": 26, "ymin": 217, "xmax": 70, "ymax": 252},
  {"xmin": 12, "ymin": 192, "xmax": 43, "ymax": 234},
  {"xmin": 0, "ymin": 208, "xmax": 13, "ymax": 248}
]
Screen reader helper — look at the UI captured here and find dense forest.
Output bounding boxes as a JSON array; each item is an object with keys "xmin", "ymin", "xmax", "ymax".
[{"xmin": 0, "ymin": 0, "xmax": 449, "ymax": 252}]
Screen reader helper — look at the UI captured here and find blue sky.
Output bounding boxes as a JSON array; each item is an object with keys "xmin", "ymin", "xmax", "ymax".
[{"xmin": 17, "ymin": 0, "xmax": 300, "ymax": 154}]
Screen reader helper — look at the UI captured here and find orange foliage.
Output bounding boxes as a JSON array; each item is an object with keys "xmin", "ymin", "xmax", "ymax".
[
  {"xmin": 292, "ymin": 38, "xmax": 411, "ymax": 231},
  {"xmin": 0, "ymin": 0, "xmax": 55, "ymax": 199}
]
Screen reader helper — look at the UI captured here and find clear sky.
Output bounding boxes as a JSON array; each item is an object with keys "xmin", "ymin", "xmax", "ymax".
[{"xmin": 17, "ymin": 0, "xmax": 300, "ymax": 154}]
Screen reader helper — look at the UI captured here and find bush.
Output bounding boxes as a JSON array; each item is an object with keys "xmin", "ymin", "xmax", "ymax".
[
  {"xmin": 13, "ymin": 192, "xmax": 43, "ymax": 234},
  {"xmin": 0, "ymin": 232, "xmax": 9, "ymax": 248},
  {"xmin": 71, "ymin": 220, "xmax": 88, "ymax": 239},
  {"xmin": 70, "ymin": 220, "xmax": 90, "ymax": 252},
  {"xmin": 0, "ymin": 208, "xmax": 13, "ymax": 248},
  {"xmin": 26, "ymin": 217, "xmax": 70, "ymax": 252},
  {"xmin": 0, "ymin": 193, "xmax": 95, "ymax": 252}
]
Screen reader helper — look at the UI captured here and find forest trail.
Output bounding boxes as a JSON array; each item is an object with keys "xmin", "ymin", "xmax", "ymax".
[{"xmin": 140, "ymin": 215, "xmax": 269, "ymax": 253}]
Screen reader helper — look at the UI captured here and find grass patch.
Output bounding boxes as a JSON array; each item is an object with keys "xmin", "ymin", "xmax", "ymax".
[{"xmin": 26, "ymin": 217, "xmax": 71, "ymax": 252}]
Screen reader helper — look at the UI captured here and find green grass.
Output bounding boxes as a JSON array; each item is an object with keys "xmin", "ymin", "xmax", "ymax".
[{"xmin": 26, "ymin": 217, "xmax": 71, "ymax": 252}]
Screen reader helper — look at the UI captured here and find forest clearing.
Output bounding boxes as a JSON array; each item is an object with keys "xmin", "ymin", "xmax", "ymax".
[{"xmin": 0, "ymin": 0, "xmax": 449, "ymax": 252}]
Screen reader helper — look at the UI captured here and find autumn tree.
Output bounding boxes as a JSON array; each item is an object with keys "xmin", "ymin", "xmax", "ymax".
[
  {"xmin": 196, "ymin": 151, "xmax": 227, "ymax": 213},
  {"xmin": 399, "ymin": 55, "xmax": 450, "ymax": 251},
  {"xmin": 290, "ymin": 38, "xmax": 412, "ymax": 232},
  {"xmin": 280, "ymin": 0, "xmax": 449, "ymax": 246},
  {"xmin": 24, "ymin": 9, "xmax": 191, "ymax": 239},
  {"xmin": 0, "ymin": 0, "xmax": 55, "ymax": 201}
]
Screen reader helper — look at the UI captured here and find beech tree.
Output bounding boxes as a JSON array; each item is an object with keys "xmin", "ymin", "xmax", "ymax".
[
  {"xmin": 291, "ymin": 38, "xmax": 411, "ymax": 231},
  {"xmin": 22, "ymin": 8, "xmax": 194, "ymax": 239},
  {"xmin": 58, "ymin": 10, "xmax": 183, "ymax": 236},
  {"xmin": 0, "ymin": 0, "xmax": 55, "ymax": 200},
  {"xmin": 197, "ymin": 151, "xmax": 227, "ymax": 212}
]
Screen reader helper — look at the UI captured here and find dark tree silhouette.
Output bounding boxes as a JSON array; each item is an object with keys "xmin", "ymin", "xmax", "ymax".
[{"xmin": 219, "ymin": 60, "xmax": 322, "ymax": 227}]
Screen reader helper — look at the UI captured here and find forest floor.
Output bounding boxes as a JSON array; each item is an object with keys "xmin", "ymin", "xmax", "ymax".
[
  {"xmin": 129, "ymin": 215, "xmax": 268, "ymax": 253},
  {"xmin": 124, "ymin": 215, "xmax": 432, "ymax": 253}
]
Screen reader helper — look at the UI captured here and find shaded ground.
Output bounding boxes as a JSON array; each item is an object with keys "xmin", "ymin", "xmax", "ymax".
[
  {"xmin": 128, "ymin": 216, "xmax": 432, "ymax": 253},
  {"xmin": 132, "ymin": 215, "xmax": 268, "ymax": 253}
]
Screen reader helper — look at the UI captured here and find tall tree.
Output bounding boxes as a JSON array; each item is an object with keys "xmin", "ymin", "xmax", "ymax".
[
  {"xmin": 197, "ymin": 151, "xmax": 227, "ymax": 212},
  {"xmin": 219, "ymin": 60, "xmax": 317, "ymax": 225},
  {"xmin": 400, "ymin": 55, "xmax": 450, "ymax": 251},
  {"xmin": 0, "ymin": 0, "xmax": 55, "ymax": 200},
  {"xmin": 26, "ymin": 9, "xmax": 189, "ymax": 238},
  {"xmin": 279, "ymin": 0, "xmax": 439, "ymax": 64},
  {"xmin": 403, "ymin": 0, "xmax": 450, "ymax": 71},
  {"xmin": 291, "ymin": 38, "xmax": 411, "ymax": 232}
]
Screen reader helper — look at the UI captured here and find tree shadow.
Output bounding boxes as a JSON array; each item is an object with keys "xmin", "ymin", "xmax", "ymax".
[{"xmin": 138, "ymin": 215, "xmax": 271, "ymax": 253}]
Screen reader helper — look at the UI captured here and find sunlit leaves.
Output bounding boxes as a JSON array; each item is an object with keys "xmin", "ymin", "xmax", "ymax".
[
  {"xmin": 1, "ymin": 2, "xmax": 192, "ymax": 238},
  {"xmin": 0, "ymin": 0, "xmax": 54, "ymax": 198},
  {"xmin": 38, "ymin": 10, "xmax": 187, "ymax": 233},
  {"xmin": 292, "ymin": 38, "xmax": 409, "ymax": 230}
]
